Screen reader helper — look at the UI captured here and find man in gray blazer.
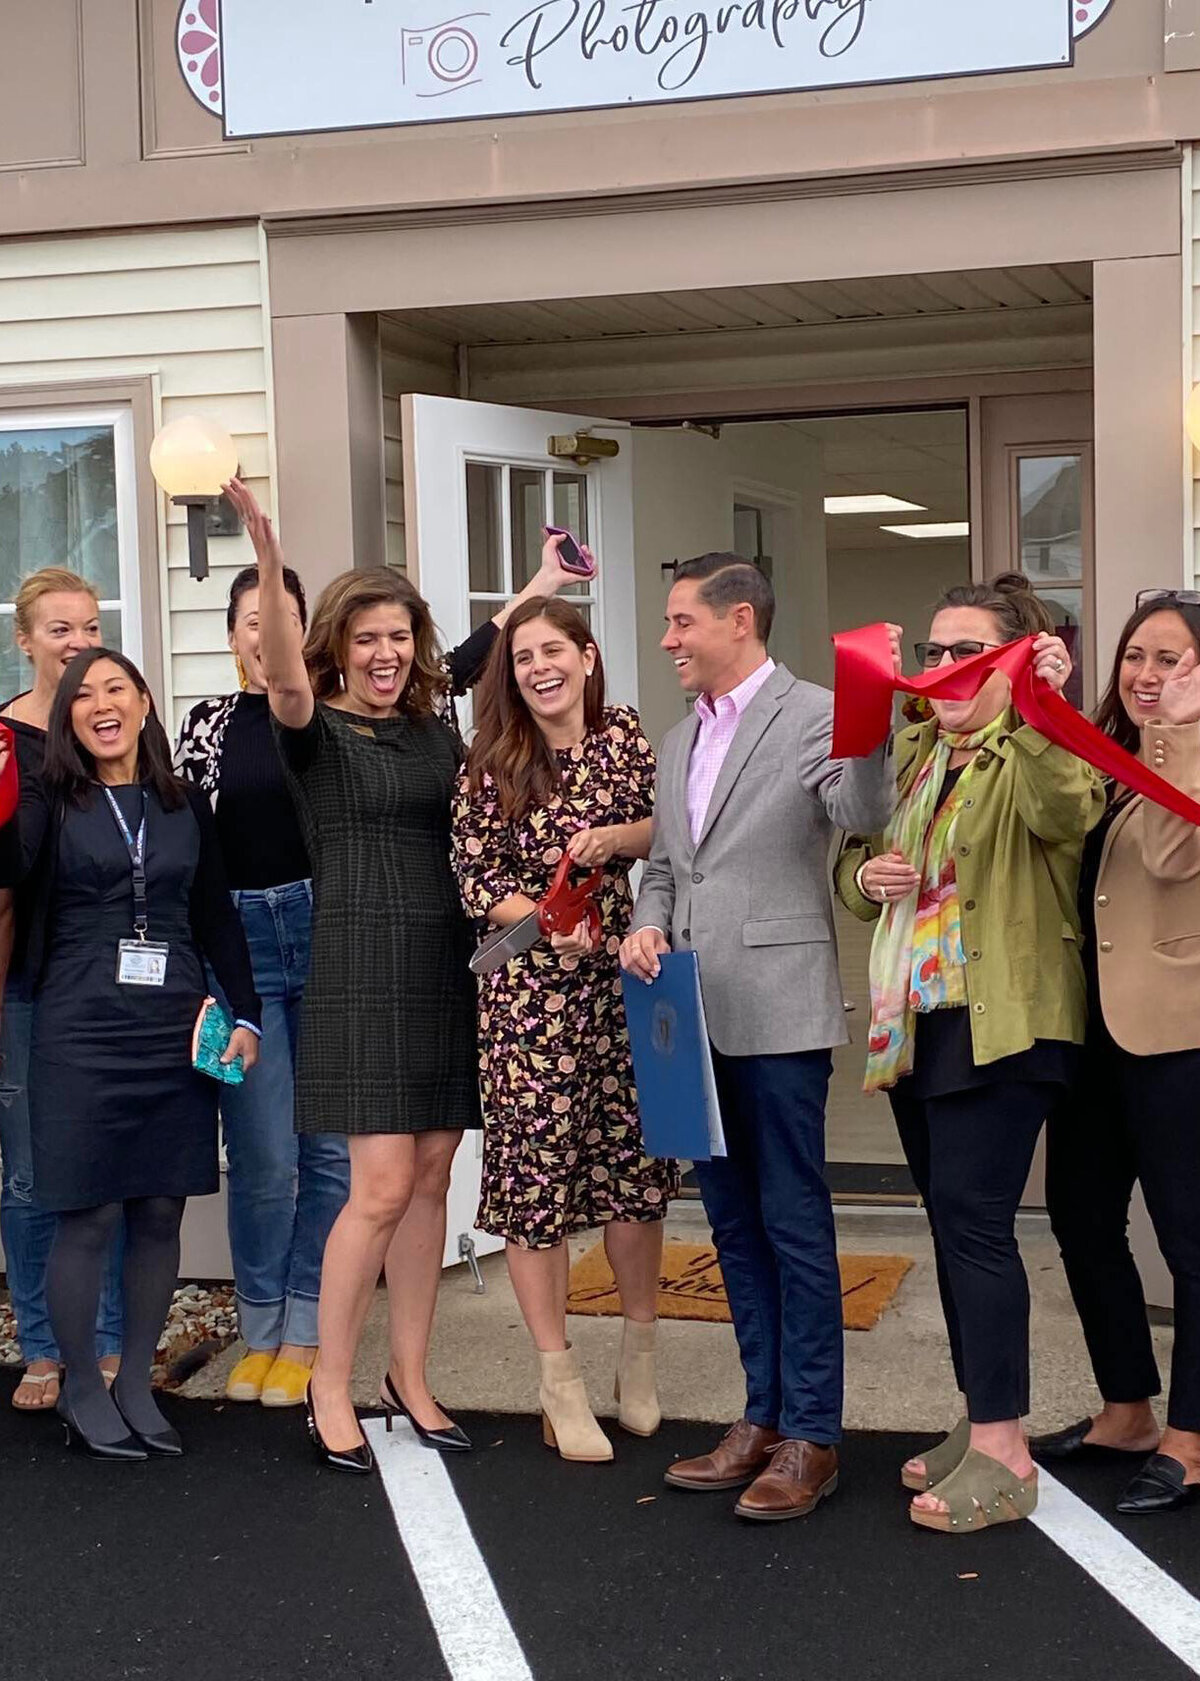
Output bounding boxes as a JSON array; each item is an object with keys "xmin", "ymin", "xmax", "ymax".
[{"xmin": 621, "ymin": 553, "xmax": 897, "ymax": 1522}]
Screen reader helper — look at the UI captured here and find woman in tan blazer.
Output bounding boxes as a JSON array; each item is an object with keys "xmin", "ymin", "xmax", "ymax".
[{"xmin": 1037, "ymin": 592, "xmax": 1200, "ymax": 1514}]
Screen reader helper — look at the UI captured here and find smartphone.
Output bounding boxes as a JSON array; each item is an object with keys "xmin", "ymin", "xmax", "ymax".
[{"xmin": 545, "ymin": 526, "xmax": 596, "ymax": 578}]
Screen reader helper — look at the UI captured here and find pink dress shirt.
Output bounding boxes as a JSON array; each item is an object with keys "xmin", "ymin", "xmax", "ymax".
[{"xmin": 686, "ymin": 658, "xmax": 776, "ymax": 843}]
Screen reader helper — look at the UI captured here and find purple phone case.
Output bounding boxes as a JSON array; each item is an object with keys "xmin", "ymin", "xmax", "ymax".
[{"xmin": 546, "ymin": 526, "xmax": 595, "ymax": 577}]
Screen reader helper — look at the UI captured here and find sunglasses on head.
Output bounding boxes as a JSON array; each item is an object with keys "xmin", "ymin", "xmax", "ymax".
[
  {"xmin": 914, "ymin": 640, "xmax": 1004, "ymax": 669},
  {"xmin": 1137, "ymin": 588, "xmax": 1200, "ymax": 609}
]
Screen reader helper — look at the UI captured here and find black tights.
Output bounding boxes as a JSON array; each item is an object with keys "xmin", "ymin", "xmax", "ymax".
[{"xmin": 46, "ymin": 1195, "xmax": 184, "ymax": 1444}]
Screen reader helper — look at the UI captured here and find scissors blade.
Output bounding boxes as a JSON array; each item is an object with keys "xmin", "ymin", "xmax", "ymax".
[{"xmin": 469, "ymin": 910, "xmax": 542, "ymax": 976}]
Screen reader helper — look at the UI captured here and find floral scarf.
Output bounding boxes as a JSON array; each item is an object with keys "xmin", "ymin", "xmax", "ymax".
[{"xmin": 864, "ymin": 714, "xmax": 1008, "ymax": 1093}]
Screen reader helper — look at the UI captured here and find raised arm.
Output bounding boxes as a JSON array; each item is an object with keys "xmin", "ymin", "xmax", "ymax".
[
  {"xmin": 446, "ymin": 531, "xmax": 593, "ymax": 693},
  {"xmin": 223, "ymin": 478, "xmax": 313, "ymax": 731},
  {"xmin": 1135, "ymin": 648, "xmax": 1200, "ymax": 880}
]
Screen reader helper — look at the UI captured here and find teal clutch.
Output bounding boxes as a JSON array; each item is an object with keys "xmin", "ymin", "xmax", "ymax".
[{"xmin": 191, "ymin": 997, "xmax": 246, "ymax": 1086}]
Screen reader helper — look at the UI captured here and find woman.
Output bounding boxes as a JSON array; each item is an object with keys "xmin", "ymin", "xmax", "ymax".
[
  {"xmin": 452, "ymin": 597, "xmax": 676, "ymax": 1463},
  {"xmin": 226, "ymin": 477, "xmax": 579, "ymax": 1473},
  {"xmin": 175, "ymin": 565, "xmax": 350, "ymax": 1409},
  {"xmin": 1037, "ymin": 592, "xmax": 1200, "ymax": 1514},
  {"xmin": 836, "ymin": 574, "xmax": 1102, "ymax": 1533},
  {"xmin": 2, "ymin": 648, "xmax": 259, "ymax": 1459},
  {"xmin": 0, "ymin": 569, "xmax": 123, "ymax": 1412}
]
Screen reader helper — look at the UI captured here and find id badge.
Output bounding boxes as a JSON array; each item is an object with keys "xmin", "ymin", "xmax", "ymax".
[{"xmin": 116, "ymin": 939, "xmax": 170, "ymax": 987}]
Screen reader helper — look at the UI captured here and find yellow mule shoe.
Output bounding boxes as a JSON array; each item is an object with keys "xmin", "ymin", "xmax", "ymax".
[
  {"xmin": 226, "ymin": 1350, "xmax": 277, "ymax": 1403},
  {"xmin": 261, "ymin": 1356, "xmax": 314, "ymax": 1409}
]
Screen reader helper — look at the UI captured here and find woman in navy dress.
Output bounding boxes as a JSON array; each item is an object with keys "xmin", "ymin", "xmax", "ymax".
[{"xmin": 3, "ymin": 648, "xmax": 260, "ymax": 1460}]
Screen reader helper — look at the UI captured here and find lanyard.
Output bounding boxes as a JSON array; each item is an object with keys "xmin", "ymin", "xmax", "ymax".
[{"xmin": 103, "ymin": 787, "xmax": 149, "ymax": 941}]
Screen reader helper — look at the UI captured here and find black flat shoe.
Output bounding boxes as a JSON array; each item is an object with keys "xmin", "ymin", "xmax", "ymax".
[
  {"xmin": 58, "ymin": 1403, "xmax": 147, "ymax": 1463},
  {"xmin": 380, "ymin": 1372, "xmax": 472, "ymax": 1453},
  {"xmin": 1117, "ymin": 1454, "xmax": 1200, "ymax": 1515},
  {"xmin": 306, "ymin": 1399, "xmax": 375, "ymax": 1475},
  {"xmin": 1031, "ymin": 1418, "xmax": 1154, "ymax": 1462}
]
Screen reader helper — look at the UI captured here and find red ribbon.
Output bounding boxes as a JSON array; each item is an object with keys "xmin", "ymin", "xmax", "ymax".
[
  {"xmin": 831, "ymin": 623, "xmax": 1200, "ymax": 827},
  {"xmin": 0, "ymin": 723, "xmax": 17, "ymax": 827}
]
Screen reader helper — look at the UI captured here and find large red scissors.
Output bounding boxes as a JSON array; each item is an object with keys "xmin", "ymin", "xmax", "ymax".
[{"xmin": 470, "ymin": 854, "xmax": 603, "ymax": 976}]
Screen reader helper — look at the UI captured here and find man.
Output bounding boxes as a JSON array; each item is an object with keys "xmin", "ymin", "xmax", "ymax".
[{"xmin": 620, "ymin": 553, "xmax": 898, "ymax": 1522}]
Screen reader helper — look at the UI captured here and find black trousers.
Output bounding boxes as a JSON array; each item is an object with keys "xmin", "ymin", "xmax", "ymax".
[
  {"xmin": 889, "ymin": 1080, "xmax": 1054, "ymax": 1423},
  {"xmin": 1046, "ymin": 1031, "xmax": 1200, "ymax": 1432}
]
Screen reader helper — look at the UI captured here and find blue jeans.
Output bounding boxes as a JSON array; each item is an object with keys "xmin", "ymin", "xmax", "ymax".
[
  {"xmin": 221, "ymin": 883, "xmax": 349, "ymax": 1350},
  {"xmin": 0, "ymin": 990, "xmax": 123, "ymax": 1363},
  {"xmin": 696, "ymin": 1048, "xmax": 841, "ymax": 1445}
]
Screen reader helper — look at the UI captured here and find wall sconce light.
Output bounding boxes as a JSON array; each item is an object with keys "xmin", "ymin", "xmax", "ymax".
[
  {"xmin": 149, "ymin": 415, "xmax": 239, "ymax": 580},
  {"xmin": 1186, "ymin": 385, "xmax": 1200, "ymax": 454},
  {"xmin": 660, "ymin": 558, "xmax": 680, "ymax": 582}
]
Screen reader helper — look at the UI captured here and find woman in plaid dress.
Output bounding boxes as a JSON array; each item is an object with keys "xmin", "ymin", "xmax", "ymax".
[{"xmin": 225, "ymin": 479, "xmax": 577, "ymax": 1475}]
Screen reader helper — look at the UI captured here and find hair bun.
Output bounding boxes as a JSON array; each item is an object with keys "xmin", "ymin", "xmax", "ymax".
[{"xmin": 988, "ymin": 571, "xmax": 1036, "ymax": 597}]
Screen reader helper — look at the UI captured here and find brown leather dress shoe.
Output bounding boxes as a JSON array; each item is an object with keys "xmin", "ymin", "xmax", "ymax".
[
  {"xmin": 664, "ymin": 1420, "xmax": 783, "ymax": 1491},
  {"xmin": 734, "ymin": 1439, "xmax": 839, "ymax": 1521}
]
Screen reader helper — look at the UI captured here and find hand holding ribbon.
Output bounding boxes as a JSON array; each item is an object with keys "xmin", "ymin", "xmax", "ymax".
[{"xmin": 831, "ymin": 624, "xmax": 1200, "ymax": 828}]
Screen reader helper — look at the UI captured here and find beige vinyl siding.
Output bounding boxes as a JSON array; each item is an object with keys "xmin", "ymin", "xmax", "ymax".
[
  {"xmin": 0, "ymin": 222, "xmax": 272, "ymax": 727},
  {"xmin": 379, "ymin": 317, "xmax": 458, "ymax": 573},
  {"xmin": 1183, "ymin": 146, "xmax": 1189, "ymax": 591}
]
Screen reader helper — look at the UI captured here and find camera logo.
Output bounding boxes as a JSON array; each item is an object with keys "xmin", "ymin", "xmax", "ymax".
[{"xmin": 400, "ymin": 14, "xmax": 488, "ymax": 98}]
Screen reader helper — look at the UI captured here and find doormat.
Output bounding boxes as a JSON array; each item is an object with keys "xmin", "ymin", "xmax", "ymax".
[{"xmin": 567, "ymin": 1241, "xmax": 913, "ymax": 1331}]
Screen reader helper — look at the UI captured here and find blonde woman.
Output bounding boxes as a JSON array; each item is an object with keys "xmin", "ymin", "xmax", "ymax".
[
  {"xmin": 225, "ymin": 478, "xmax": 577, "ymax": 1473},
  {"xmin": 0, "ymin": 570, "xmax": 122, "ymax": 1411}
]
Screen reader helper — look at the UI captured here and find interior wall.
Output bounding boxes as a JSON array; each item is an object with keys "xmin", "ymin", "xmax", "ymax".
[
  {"xmin": 631, "ymin": 424, "xmax": 828, "ymax": 746},
  {"xmin": 826, "ymin": 544, "xmax": 969, "ymax": 650}
]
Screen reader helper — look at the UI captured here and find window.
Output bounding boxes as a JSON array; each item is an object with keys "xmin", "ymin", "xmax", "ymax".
[
  {"xmin": 1012, "ymin": 448, "xmax": 1090, "ymax": 709},
  {"xmin": 0, "ymin": 406, "xmax": 142, "ymax": 700},
  {"xmin": 465, "ymin": 461, "xmax": 597, "ymax": 634}
]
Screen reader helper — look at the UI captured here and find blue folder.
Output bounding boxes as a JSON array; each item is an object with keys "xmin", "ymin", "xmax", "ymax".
[{"xmin": 621, "ymin": 952, "xmax": 726, "ymax": 1162}]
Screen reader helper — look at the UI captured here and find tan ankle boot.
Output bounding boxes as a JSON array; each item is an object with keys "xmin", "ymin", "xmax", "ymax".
[
  {"xmin": 614, "ymin": 1317, "xmax": 661, "ymax": 1437},
  {"xmin": 539, "ymin": 1346, "xmax": 613, "ymax": 1463}
]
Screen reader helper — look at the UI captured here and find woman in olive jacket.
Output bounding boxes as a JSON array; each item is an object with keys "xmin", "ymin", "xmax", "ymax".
[
  {"xmin": 836, "ymin": 574, "xmax": 1104, "ymax": 1536},
  {"xmin": 1036, "ymin": 593, "xmax": 1200, "ymax": 1515}
]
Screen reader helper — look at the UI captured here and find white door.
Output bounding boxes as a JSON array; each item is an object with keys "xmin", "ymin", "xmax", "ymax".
[{"xmin": 401, "ymin": 395, "xmax": 637, "ymax": 1267}]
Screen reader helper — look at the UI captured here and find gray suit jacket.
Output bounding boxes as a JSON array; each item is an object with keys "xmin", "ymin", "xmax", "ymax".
[{"xmin": 632, "ymin": 664, "xmax": 895, "ymax": 1057}]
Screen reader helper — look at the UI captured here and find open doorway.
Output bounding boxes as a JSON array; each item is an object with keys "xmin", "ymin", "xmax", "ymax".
[{"xmin": 632, "ymin": 409, "xmax": 970, "ymax": 1186}]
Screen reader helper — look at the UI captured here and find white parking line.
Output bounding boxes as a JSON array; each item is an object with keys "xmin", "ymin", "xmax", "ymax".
[
  {"xmin": 365, "ymin": 1417, "xmax": 534, "ymax": 1681},
  {"xmin": 1034, "ymin": 1468, "xmax": 1200, "ymax": 1675}
]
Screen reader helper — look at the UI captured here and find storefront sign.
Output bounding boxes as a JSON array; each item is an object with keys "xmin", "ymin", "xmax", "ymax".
[{"xmin": 181, "ymin": 0, "xmax": 1116, "ymax": 135}]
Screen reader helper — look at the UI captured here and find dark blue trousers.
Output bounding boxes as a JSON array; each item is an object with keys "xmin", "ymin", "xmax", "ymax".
[{"xmin": 695, "ymin": 1048, "xmax": 841, "ymax": 1445}]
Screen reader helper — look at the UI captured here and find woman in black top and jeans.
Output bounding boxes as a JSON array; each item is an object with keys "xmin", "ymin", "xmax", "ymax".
[{"xmin": 176, "ymin": 567, "xmax": 350, "ymax": 1408}]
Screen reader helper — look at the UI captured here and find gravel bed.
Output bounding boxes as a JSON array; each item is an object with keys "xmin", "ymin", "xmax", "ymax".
[{"xmin": 0, "ymin": 1283, "xmax": 239, "ymax": 1388}]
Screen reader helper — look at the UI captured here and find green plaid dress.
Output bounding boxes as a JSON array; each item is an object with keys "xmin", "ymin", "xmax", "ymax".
[{"xmin": 277, "ymin": 703, "xmax": 482, "ymax": 1136}]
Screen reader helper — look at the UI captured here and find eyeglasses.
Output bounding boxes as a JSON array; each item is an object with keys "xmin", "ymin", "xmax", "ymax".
[
  {"xmin": 914, "ymin": 640, "xmax": 1004, "ymax": 669},
  {"xmin": 1136, "ymin": 588, "xmax": 1200, "ymax": 608}
]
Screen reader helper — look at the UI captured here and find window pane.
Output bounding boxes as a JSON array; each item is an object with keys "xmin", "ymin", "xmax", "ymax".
[
  {"xmin": 511, "ymin": 469, "xmax": 546, "ymax": 591},
  {"xmin": 0, "ymin": 425, "xmax": 119, "ymax": 602},
  {"xmin": 469, "ymin": 598, "xmax": 498, "ymax": 633},
  {"xmin": 1019, "ymin": 455, "xmax": 1083, "ymax": 584},
  {"xmin": 552, "ymin": 474, "xmax": 588, "ymax": 543},
  {"xmin": 466, "ymin": 462, "xmax": 503, "ymax": 594},
  {"xmin": 1037, "ymin": 584, "xmax": 1084, "ymax": 709}
]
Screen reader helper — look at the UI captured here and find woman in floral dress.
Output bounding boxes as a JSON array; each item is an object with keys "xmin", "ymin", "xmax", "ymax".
[{"xmin": 452, "ymin": 596, "xmax": 677, "ymax": 1463}]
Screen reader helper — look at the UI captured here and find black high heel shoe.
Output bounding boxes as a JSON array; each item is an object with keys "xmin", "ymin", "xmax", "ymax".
[
  {"xmin": 58, "ymin": 1401, "xmax": 147, "ymax": 1463},
  {"xmin": 306, "ymin": 1394, "xmax": 375, "ymax": 1475},
  {"xmin": 379, "ymin": 1372, "xmax": 472, "ymax": 1453},
  {"xmin": 112, "ymin": 1397, "xmax": 183, "ymax": 1458}
]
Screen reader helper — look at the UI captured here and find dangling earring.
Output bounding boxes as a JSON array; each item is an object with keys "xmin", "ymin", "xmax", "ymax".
[{"xmin": 234, "ymin": 654, "xmax": 249, "ymax": 691}]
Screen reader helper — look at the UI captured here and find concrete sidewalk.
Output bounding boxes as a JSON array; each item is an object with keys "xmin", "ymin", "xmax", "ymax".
[{"xmin": 181, "ymin": 1199, "xmax": 1174, "ymax": 1436}]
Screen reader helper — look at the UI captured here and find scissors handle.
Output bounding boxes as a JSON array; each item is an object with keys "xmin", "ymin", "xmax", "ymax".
[{"xmin": 537, "ymin": 854, "xmax": 603, "ymax": 939}]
